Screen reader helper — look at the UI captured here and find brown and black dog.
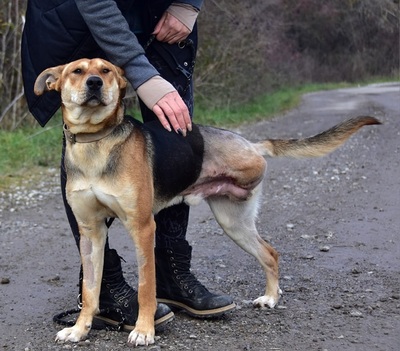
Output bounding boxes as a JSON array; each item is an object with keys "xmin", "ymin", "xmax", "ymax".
[{"xmin": 34, "ymin": 58, "xmax": 380, "ymax": 346}]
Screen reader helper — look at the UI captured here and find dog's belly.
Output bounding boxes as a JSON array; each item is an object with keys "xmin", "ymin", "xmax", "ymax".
[
  {"xmin": 154, "ymin": 177, "xmax": 252, "ymax": 213},
  {"xmin": 182, "ymin": 178, "xmax": 252, "ymax": 203}
]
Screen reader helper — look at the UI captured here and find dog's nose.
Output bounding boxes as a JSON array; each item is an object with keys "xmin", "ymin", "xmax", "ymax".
[{"xmin": 86, "ymin": 76, "xmax": 103, "ymax": 91}]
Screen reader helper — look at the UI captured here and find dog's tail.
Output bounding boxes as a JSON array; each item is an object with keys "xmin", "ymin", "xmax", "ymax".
[{"xmin": 255, "ymin": 116, "xmax": 381, "ymax": 158}]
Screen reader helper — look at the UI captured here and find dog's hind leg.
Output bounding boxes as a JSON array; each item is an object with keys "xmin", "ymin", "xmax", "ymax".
[
  {"xmin": 56, "ymin": 219, "xmax": 108, "ymax": 342},
  {"xmin": 207, "ymin": 185, "xmax": 281, "ymax": 308}
]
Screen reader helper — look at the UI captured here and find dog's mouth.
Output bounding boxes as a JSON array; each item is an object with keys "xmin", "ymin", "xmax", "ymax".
[{"xmin": 84, "ymin": 93, "xmax": 104, "ymax": 106}]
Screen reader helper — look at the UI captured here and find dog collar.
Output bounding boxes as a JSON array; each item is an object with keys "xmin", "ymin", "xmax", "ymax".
[{"xmin": 63, "ymin": 124, "xmax": 115, "ymax": 144}]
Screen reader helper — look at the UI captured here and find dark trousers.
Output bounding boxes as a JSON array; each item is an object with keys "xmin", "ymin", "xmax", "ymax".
[{"xmin": 61, "ymin": 28, "xmax": 197, "ymax": 252}]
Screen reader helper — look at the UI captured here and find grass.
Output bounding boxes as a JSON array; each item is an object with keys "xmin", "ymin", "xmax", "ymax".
[
  {"xmin": 193, "ymin": 82, "xmax": 352, "ymax": 126},
  {"xmin": 0, "ymin": 115, "xmax": 63, "ymax": 189},
  {"xmin": 0, "ymin": 80, "xmax": 391, "ymax": 189}
]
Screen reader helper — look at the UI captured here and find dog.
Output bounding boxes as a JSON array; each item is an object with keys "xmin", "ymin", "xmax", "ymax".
[{"xmin": 34, "ymin": 58, "xmax": 380, "ymax": 346}]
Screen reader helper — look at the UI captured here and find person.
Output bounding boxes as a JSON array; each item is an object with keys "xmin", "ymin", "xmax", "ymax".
[{"xmin": 21, "ymin": 0, "xmax": 235, "ymax": 331}]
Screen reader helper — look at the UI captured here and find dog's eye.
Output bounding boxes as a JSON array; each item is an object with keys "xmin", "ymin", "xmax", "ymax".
[
  {"xmin": 73, "ymin": 68, "xmax": 82, "ymax": 74},
  {"xmin": 102, "ymin": 68, "xmax": 111, "ymax": 74}
]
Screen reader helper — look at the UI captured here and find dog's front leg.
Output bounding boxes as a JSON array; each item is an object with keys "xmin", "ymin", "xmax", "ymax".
[
  {"xmin": 56, "ymin": 224, "xmax": 107, "ymax": 342},
  {"xmin": 126, "ymin": 215, "xmax": 157, "ymax": 346}
]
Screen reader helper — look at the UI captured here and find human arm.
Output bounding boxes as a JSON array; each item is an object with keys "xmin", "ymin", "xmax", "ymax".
[
  {"xmin": 74, "ymin": 0, "xmax": 197, "ymax": 134},
  {"xmin": 146, "ymin": 1, "xmax": 203, "ymax": 132}
]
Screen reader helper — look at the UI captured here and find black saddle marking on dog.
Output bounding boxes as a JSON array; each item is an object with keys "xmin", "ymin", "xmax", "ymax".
[{"xmin": 124, "ymin": 116, "xmax": 204, "ymax": 199}]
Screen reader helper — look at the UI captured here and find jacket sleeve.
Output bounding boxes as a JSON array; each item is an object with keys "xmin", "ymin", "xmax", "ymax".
[
  {"xmin": 74, "ymin": 0, "xmax": 159, "ymax": 90},
  {"xmin": 167, "ymin": 3, "xmax": 199, "ymax": 31},
  {"xmin": 175, "ymin": 0, "xmax": 203, "ymax": 11}
]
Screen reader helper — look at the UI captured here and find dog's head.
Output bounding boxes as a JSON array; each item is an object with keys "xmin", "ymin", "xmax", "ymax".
[{"xmin": 34, "ymin": 58, "xmax": 127, "ymax": 132}]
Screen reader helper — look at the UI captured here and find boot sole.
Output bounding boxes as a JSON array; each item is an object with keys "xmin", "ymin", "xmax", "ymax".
[
  {"xmin": 157, "ymin": 298, "xmax": 236, "ymax": 318},
  {"xmin": 92, "ymin": 310, "xmax": 175, "ymax": 332}
]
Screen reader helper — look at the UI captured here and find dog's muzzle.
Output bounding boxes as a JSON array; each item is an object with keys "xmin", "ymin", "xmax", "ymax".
[
  {"xmin": 85, "ymin": 76, "xmax": 103, "ymax": 104},
  {"xmin": 86, "ymin": 75, "xmax": 103, "ymax": 91}
]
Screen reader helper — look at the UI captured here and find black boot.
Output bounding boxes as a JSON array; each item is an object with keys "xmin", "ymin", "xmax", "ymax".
[
  {"xmin": 79, "ymin": 249, "xmax": 174, "ymax": 331},
  {"xmin": 155, "ymin": 242, "xmax": 236, "ymax": 317}
]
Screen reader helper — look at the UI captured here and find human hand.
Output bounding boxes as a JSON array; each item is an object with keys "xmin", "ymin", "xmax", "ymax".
[
  {"xmin": 152, "ymin": 91, "xmax": 192, "ymax": 136},
  {"xmin": 153, "ymin": 12, "xmax": 191, "ymax": 44}
]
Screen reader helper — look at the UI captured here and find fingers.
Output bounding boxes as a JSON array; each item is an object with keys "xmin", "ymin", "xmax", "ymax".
[
  {"xmin": 153, "ymin": 12, "xmax": 190, "ymax": 44},
  {"xmin": 152, "ymin": 92, "xmax": 192, "ymax": 136},
  {"xmin": 151, "ymin": 12, "xmax": 192, "ymax": 134}
]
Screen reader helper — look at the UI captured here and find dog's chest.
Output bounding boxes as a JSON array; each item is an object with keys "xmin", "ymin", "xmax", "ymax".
[
  {"xmin": 65, "ymin": 143, "xmax": 128, "ymax": 218},
  {"xmin": 67, "ymin": 143, "xmax": 113, "ymax": 177}
]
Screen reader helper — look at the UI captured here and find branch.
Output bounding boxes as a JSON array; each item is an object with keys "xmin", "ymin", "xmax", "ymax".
[{"xmin": 0, "ymin": 89, "xmax": 25, "ymax": 124}]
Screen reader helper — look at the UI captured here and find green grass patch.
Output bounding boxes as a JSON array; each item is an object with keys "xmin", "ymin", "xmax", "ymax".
[
  {"xmin": 193, "ymin": 82, "xmax": 352, "ymax": 126},
  {"xmin": 0, "ymin": 119, "xmax": 63, "ymax": 189}
]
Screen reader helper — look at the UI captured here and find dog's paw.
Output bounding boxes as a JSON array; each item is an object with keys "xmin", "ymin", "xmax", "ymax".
[
  {"xmin": 128, "ymin": 328, "xmax": 155, "ymax": 346},
  {"xmin": 55, "ymin": 326, "xmax": 87, "ymax": 343},
  {"xmin": 253, "ymin": 288, "xmax": 282, "ymax": 309}
]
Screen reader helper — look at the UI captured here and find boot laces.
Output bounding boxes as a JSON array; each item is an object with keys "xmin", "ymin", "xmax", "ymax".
[
  {"xmin": 169, "ymin": 250, "xmax": 207, "ymax": 294},
  {"xmin": 103, "ymin": 271, "xmax": 137, "ymax": 307}
]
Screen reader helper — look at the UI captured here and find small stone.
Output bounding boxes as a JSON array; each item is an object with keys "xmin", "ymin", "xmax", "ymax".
[
  {"xmin": 325, "ymin": 231, "xmax": 334, "ymax": 239},
  {"xmin": 319, "ymin": 246, "xmax": 330, "ymax": 252},
  {"xmin": 1, "ymin": 277, "xmax": 10, "ymax": 284},
  {"xmin": 47, "ymin": 275, "xmax": 60, "ymax": 283},
  {"xmin": 350, "ymin": 310, "xmax": 363, "ymax": 317},
  {"xmin": 301, "ymin": 254, "xmax": 314, "ymax": 260},
  {"xmin": 301, "ymin": 234, "xmax": 311, "ymax": 239},
  {"xmin": 286, "ymin": 223, "xmax": 295, "ymax": 230}
]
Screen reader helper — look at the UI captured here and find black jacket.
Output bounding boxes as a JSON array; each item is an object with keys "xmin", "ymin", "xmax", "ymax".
[
  {"xmin": 21, "ymin": 0, "xmax": 202, "ymax": 126},
  {"xmin": 21, "ymin": 0, "xmax": 105, "ymax": 126}
]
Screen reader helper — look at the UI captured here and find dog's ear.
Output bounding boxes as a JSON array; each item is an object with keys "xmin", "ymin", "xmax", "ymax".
[
  {"xmin": 114, "ymin": 66, "xmax": 127, "ymax": 97},
  {"xmin": 34, "ymin": 65, "xmax": 66, "ymax": 96}
]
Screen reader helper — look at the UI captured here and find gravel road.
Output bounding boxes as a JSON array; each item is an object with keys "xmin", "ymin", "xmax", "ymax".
[{"xmin": 1, "ymin": 83, "xmax": 399, "ymax": 351}]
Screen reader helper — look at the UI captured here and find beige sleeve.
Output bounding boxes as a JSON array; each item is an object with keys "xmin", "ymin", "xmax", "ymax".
[
  {"xmin": 166, "ymin": 3, "xmax": 199, "ymax": 31},
  {"xmin": 136, "ymin": 75, "xmax": 176, "ymax": 109}
]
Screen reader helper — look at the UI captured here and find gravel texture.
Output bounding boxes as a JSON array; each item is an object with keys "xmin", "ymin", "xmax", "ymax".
[{"xmin": 1, "ymin": 83, "xmax": 399, "ymax": 350}]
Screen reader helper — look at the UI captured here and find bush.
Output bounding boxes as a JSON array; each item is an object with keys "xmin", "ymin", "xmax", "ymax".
[
  {"xmin": 0, "ymin": 0, "xmax": 398, "ymax": 130},
  {"xmin": 281, "ymin": 0, "xmax": 399, "ymax": 81}
]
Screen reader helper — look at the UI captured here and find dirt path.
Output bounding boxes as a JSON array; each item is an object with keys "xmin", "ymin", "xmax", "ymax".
[{"xmin": 1, "ymin": 83, "xmax": 399, "ymax": 351}]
